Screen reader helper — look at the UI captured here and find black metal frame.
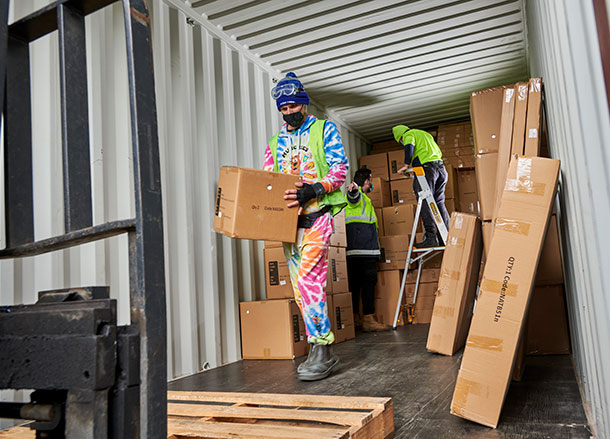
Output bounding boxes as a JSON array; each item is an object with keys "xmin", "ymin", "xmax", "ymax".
[{"xmin": 0, "ymin": 0, "xmax": 166, "ymax": 437}]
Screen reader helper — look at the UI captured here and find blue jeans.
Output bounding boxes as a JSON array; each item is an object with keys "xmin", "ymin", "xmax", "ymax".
[{"xmin": 413, "ymin": 161, "xmax": 451, "ymax": 236}]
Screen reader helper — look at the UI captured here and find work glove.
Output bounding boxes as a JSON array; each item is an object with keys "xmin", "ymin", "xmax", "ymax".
[{"xmin": 296, "ymin": 182, "xmax": 325, "ymax": 207}]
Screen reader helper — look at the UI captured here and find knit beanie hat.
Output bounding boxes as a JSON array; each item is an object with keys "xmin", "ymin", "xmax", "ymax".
[
  {"xmin": 272, "ymin": 72, "xmax": 310, "ymax": 110},
  {"xmin": 392, "ymin": 125, "xmax": 410, "ymax": 143}
]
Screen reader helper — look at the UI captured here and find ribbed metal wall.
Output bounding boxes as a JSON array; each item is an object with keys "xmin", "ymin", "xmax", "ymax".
[
  {"xmin": 0, "ymin": 0, "xmax": 368, "ymax": 403},
  {"xmin": 526, "ymin": 1, "xmax": 610, "ymax": 437}
]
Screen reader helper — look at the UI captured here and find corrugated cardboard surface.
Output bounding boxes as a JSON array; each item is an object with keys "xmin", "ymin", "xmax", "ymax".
[
  {"xmin": 427, "ymin": 213, "xmax": 482, "ymax": 356},
  {"xmin": 450, "ymin": 156, "xmax": 560, "ymax": 428},
  {"xmin": 535, "ymin": 215, "xmax": 564, "ymax": 285},
  {"xmin": 368, "ymin": 177, "xmax": 392, "ymax": 208},
  {"xmin": 330, "ymin": 210, "xmax": 347, "ymax": 247},
  {"xmin": 331, "ymin": 292, "xmax": 355, "ymax": 343},
  {"xmin": 524, "ymin": 78, "xmax": 542, "ymax": 156},
  {"xmin": 482, "ymin": 221, "xmax": 493, "ymax": 259},
  {"xmin": 264, "ymin": 247, "xmax": 293, "ymax": 300},
  {"xmin": 406, "ymin": 268, "xmax": 441, "ymax": 284},
  {"xmin": 494, "ymin": 86, "xmax": 517, "ymax": 219},
  {"xmin": 390, "ymin": 179, "xmax": 417, "ymax": 206},
  {"xmin": 264, "ymin": 241, "xmax": 283, "ymax": 248},
  {"xmin": 214, "ymin": 167, "xmax": 300, "ymax": 242},
  {"xmin": 378, "ymin": 234, "xmax": 423, "ymax": 271},
  {"xmin": 388, "ymin": 150, "xmax": 408, "ymax": 180},
  {"xmin": 360, "ymin": 153, "xmax": 389, "ymax": 181},
  {"xmin": 375, "ymin": 207, "xmax": 384, "ymax": 236},
  {"xmin": 476, "ymin": 153, "xmax": 498, "ymax": 221},
  {"xmin": 375, "ymin": 270, "xmax": 406, "ymax": 326},
  {"xmin": 382, "ymin": 204, "xmax": 416, "ymax": 236},
  {"xmin": 405, "ymin": 282, "xmax": 438, "ymax": 324},
  {"xmin": 327, "ymin": 246, "xmax": 349, "ymax": 294},
  {"xmin": 470, "ymin": 87, "xmax": 506, "ymax": 155},
  {"xmin": 458, "ymin": 192, "xmax": 478, "ymax": 216},
  {"xmin": 510, "ymin": 83, "xmax": 529, "ymax": 156},
  {"xmin": 526, "ymin": 284, "xmax": 570, "ymax": 355},
  {"xmin": 445, "ymin": 199, "xmax": 456, "ymax": 215},
  {"xmin": 240, "ymin": 300, "xmax": 307, "ymax": 359},
  {"xmin": 445, "ymin": 164, "xmax": 458, "ymax": 200}
]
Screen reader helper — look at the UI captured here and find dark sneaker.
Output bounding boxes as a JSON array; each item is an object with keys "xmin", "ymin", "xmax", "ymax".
[{"xmin": 297, "ymin": 344, "xmax": 339, "ymax": 381}]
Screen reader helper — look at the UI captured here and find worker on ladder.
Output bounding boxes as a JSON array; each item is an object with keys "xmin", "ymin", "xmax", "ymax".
[
  {"xmin": 345, "ymin": 168, "xmax": 389, "ymax": 332},
  {"xmin": 392, "ymin": 125, "xmax": 451, "ymax": 248}
]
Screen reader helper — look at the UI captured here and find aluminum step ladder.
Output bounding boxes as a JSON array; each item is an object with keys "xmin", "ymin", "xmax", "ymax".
[{"xmin": 392, "ymin": 166, "xmax": 448, "ymax": 328}]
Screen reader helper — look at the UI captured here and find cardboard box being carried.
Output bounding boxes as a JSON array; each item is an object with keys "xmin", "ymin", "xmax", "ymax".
[
  {"xmin": 450, "ymin": 156, "xmax": 560, "ymax": 428},
  {"xmin": 427, "ymin": 213, "xmax": 482, "ymax": 356},
  {"xmin": 240, "ymin": 299, "xmax": 307, "ymax": 359},
  {"xmin": 330, "ymin": 210, "xmax": 347, "ymax": 247},
  {"xmin": 327, "ymin": 246, "xmax": 349, "ymax": 295},
  {"xmin": 368, "ymin": 177, "xmax": 392, "ymax": 208},
  {"xmin": 360, "ymin": 153, "xmax": 389, "ymax": 181},
  {"xmin": 214, "ymin": 167, "xmax": 299, "ymax": 242},
  {"xmin": 330, "ymin": 292, "xmax": 355, "ymax": 343},
  {"xmin": 264, "ymin": 246, "xmax": 292, "ymax": 300}
]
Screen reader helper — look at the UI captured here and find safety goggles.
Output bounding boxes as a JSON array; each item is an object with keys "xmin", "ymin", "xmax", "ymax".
[{"xmin": 270, "ymin": 82, "xmax": 304, "ymax": 100}]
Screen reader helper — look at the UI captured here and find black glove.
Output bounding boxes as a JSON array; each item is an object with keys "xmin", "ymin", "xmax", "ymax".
[{"xmin": 296, "ymin": 182, "xmax": 325, "ymax": 206}]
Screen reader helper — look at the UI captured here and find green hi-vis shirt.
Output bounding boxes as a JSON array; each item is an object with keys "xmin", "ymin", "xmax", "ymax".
[{"xmin": 401, "ymin": 129, "xmax": 443, "ymax": 165}]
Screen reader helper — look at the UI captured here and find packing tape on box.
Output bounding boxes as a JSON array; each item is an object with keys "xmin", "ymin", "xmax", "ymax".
[
  {"xmin": 481, "ymin": 278, "xmax": 518, "ymax": 297},
  {"xmin": 448, "ymin": 236, "xmax": 465, "ymax": 248},
  {"xmin": 441, "ymin": 268, "xmax": 461, "ymax": 281},
  {"xmin": 432, "ymin": 305, "xmax": 455, "ymax": 318},
  {"xmin": 530, "ymin": 77, "xmax": 541, "ymax": 93},
  {"xmin": 504, "ymin": 156, "xmax": 545, "ymax": 195},
  {"xmin": 452, "ymin": 377, "xmax": 485, "ymax": 417},
  {"xmin": 467, "ymin": 335, "xmax": 504, "ymax": 351},
  {"xmin": 517, "ymin": 83, "xmax": 528, "ymax": 100},
  {"xmin": 495, "ymin": 218, "xmax": 531, "ymax": 236}
]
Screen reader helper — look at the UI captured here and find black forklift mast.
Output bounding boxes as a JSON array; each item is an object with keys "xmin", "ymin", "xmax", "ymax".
[{"xmin": 0, "ymin": 1, "xmax": 167, "ymax": 438}]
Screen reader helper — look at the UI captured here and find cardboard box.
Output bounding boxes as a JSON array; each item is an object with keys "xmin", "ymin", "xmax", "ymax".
[
  {"xmin": 524, "ymin": 78, "xmax": 542, "ymax": 156},
  {"xmin": 390, "ymin": 179, "xmax": 417, "ymax": 205},
  {"xmin": 475, "ymin": 153, "xmax": 498, "ymax": 221},
  {"xmin": 330, "ymin": 210, "xmax": 347, "ymax": 247},
  {"xmin": 406, "ymin": 268, "xmax": 441, "ymax": 284},
  {"xmin": 510, "ymin": 82, "xmax": 529, "ymax": 156},
  {"xmin": 264, "ymin": 247, "xmax": 293, "ymax": 299},
  {"xmin": 326, "ymin": 246, "xmax": 349, "ymax": 294},
  {"xmin": 437, "ymin": 122, "xmax": 473, "ymax": 148},
  {"xmin": 214, "ymin": 167, "xmax": 299, "ymax": 242},
  {"xmin": 388, "ymin": 150, "xmax": 408, "ymax": 180},
  {"xmin": 443, "ymin": 155, "xmax": 475, "ymax": 169},
  {"xmin": 512, "ymin": 331, "xmax": 527, "ymax": 381},
  {"xmin": 470, "ymin": 87, "xmax": 506, "ymax": 155},
  {"xmin": 378, "ymin": 235, "xmax": 421, "ymax": 271},
  {"xmin": 450, "ymin": 156, "xmax": 560, "ymax": 428},
  {"xmin": 368, "ymin": 177, "xmax": 392, "ymax": 208},
  {"xmin": 458, "ymin": 192, "xmax": 478, "ymax": 216},
  {"xmin": 445, "ymin": 165, "xmax": 457, "ymax": 200},
  {"xmin": 240, "ymin": 299, "xmax": 307, "ymax": 359},
  {"xmin": 535, "ymin": 215, "xmax": 564, "ymax": 286},
  {"xmin": 382, "ymin": 204, "xmax": 416, "ymax": 236},
  {"xmin": 331, "ymin": 292, "xmax": 355, "ymax": 343},
  {"xmin": 445, "ymin": 199, "xmax": 456, "ymax": 215},
  {"xmin": 482, "ymin": 221, "xmax": 493, "ymax": 259},
  {"xmin": 264, "ymin": 241, "xmax": 283, "ymax": 248},
  {"xmin": 359, "ymin": 153, "xmax": 389, "ymax": 181},
  {"xmin": 375, "ymin": 207, "xmax": 384, "ymax": 236},
  {"xmin": 526, "ymin": 284, "xmax": 570, "ymax": 355},
  {"xmin": 457, "ymin": 169, "xmax": 477, "ymax": 196},
  {"xmin": 494, "ymin": 86, "xmax": 517, "ymax": 219},
  {"xmin": 405, "ymin": 282, "xmax": 438, "ymax": 324},
  {"xmin": 427, "ymin": 213, "xmax": 482, "ymax": 356},
  {"xmin": 375, "ymin": 270, "xmax": 407, "ymax": 326},
  {"xmin": 371, "ymin": 140, "xmax": 402, "ymax": 153}
]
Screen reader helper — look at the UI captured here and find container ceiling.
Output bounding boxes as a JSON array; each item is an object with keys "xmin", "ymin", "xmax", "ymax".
[{"xmin": 190, "ymin": 0, "xmax": 528, "ymax": 142}]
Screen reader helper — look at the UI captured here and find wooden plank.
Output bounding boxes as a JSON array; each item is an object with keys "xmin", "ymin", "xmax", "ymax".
[
  {"xmin": 168, "ymin": 391, "xmax": 391, "ymax": 411},
  {"xmin": 168, "ymin": 402, "xmax": 368, "ymax": 426},
  {"xmin": 168, "ymin": 418, "xmax": 349, "ymax": 439},
  {"xmin": 0, "ymin": 427, "xmax": 33, "ymax": 438}
]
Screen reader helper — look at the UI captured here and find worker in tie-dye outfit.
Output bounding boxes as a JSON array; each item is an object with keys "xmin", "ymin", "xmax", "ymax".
[{"xmin": 264, "ymin": 72, "xmax": 348, "ymax": 381}]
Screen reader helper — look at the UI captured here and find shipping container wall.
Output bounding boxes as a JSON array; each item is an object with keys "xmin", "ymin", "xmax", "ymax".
[
  {"xmin": 0, "ymin": 0, "xmax": 368, "ymax": 393},
  {"xmin": 526, "ymin": 1, "xmax": 610, "ymax": 437}
]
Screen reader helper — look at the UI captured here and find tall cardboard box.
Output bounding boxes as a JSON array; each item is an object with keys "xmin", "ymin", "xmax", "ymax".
[
  {"xmin": 427, "ymin": 213, "xmax": 482, "ymax": 356},
  {"xmin": 359, "ymin": 153, "xmax": 389, "ymax": 181},
  {"xmin": 534, "ymin": 215, "xmax": 564, "ymax": 285},
  {"xmin": 494, "ymin": 86, "xmax": 517, "ymax": 219},
  {"xmin": 327, "ymin": 246, "xmax": 349, "ymax": 294},
  {"xmin": 481, "ymin": 221, "xmax": 493, "ymax": 259},
  {"xmin": 214, "ymin": 167, "xmax": 299, "ymax": 242},
  {"xmin": 470, "ymin": 87, "xmax": 506, "ymax": 155},
  {"xmin": 375, "ymin": 208, "xmax": 384, "ymax": 236},
  {"xmin": 388, "ymin": 150, "xmax": 407, "ymax": 180},
  {"xmin": 524, "ymin": 78, "xmax": 543, "ymax": 156},
  {"xmin": 510, "ymin": 82, "xmax": 529, "ymax": 156},
  {"xmin": 450, "ymin": 156, "xmax": 560, "ymax": 428},
  {"xmin": 264, "ymin": 247, "xmax": 293, "ymax": 299},
  {"xmin": 330, "ymin": 210, "xmax": 347, "ymax": 247},
  {"xmin": 526, "ymin": 284, "xmax": 570, "ymax": 355},
  {"xmin": 368, "ymin": 177, "xmax": 391, "ymax": 208},
  {"xmin": 240, "ymin": 299, "xmax": 308, "ymax": 359},
  {"xmin": 382, "ymin": 204, "xmax": 416, "ymax": 236},
  {"xmin": 375, "ymin": 270, "xmax": 406, "ymax": 326},
  {"xmin": 390, "ymin": 179, "xmax": 417, "ymax": 205},
  {"xmin": 331, "ymin": 292, "xmax": 355, "ymax": 343},
  {"xmin": 475, "ymin": 153, "xmax": 498, "ymax": 220}
]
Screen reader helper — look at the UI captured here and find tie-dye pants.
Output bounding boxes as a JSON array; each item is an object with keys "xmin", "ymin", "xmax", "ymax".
[{"xmin": 283, "ymin": 213, "xmax": 335, "ymax": 345}]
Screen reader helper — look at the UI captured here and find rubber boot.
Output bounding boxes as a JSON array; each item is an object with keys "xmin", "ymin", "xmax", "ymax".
[
  {"xmin": 297, "ymin": 343, "xmax": 339, "ymax": 381},
  {"xmin": 354, "ymin": 313, "xmax": 363, "ymax": 330},
  {"xmin": 362, "ymin": 314, "xmax": 390, "ymax": 332},
  {"xmin": 415, "ymin": 232, "xmax": 439, "ymax": 249}
]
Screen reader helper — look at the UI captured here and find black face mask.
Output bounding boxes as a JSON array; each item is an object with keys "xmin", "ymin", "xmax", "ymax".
[{"xmin": 283, "ymin": 111, "xmax": 305, "ymax": 128}]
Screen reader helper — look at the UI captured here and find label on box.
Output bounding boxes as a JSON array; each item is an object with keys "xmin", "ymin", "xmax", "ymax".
[
  {"xmin": 280, "ymin": 280, "xmax": 286, "ymax": 285},
  {"xmin": 391, "ymin": 160, "xmax": 398, "ymax": 173},
  {"xmin": 528, "ymin": 128, "xmax": 538, "ymax": 138},
  {"xmin": 268, "ymin": 261, "xmax": 279, "ymax": 285},
  {"xmin": 215, "ymin": 187, "xmax": 222, "ymax": 216},
  {"xmin": 336, "ymin": 306, "xmax": 342, "ymax": 328},
  {"xmin": 293, "ymin": 315, "xmax": 300, "ymax": 343},
  {"xmin": 332, "ymin": 259, "xmax": 337, "ymax": 281}
]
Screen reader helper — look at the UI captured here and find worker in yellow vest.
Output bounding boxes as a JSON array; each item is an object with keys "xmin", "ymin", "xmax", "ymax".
[
  {"xmin": 264, "ymin": 72, "xmax": 348, "ymax": 381},
  {"xmin": 393, "ymin": 125, "xmax": 450, "ymax": 248}
]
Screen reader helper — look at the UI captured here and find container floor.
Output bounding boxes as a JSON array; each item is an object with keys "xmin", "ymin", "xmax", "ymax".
[{"xmin": 169, "ymin": 325, "xmax": 591, "ymax": 438}]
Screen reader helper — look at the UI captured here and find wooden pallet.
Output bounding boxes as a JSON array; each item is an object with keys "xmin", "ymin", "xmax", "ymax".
[
  {"xmin": 167, "ymin": 391, "xmax": 394, "ymax": 439},
  {"xmin": 0, "ymin": 391, "xmax": 394, "ymax": 439}
]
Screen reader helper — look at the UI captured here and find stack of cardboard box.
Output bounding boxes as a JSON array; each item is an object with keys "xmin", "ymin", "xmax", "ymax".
[{"xmin": 437, "ymin": 122, "xmax": 475, "ymax": 169}]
